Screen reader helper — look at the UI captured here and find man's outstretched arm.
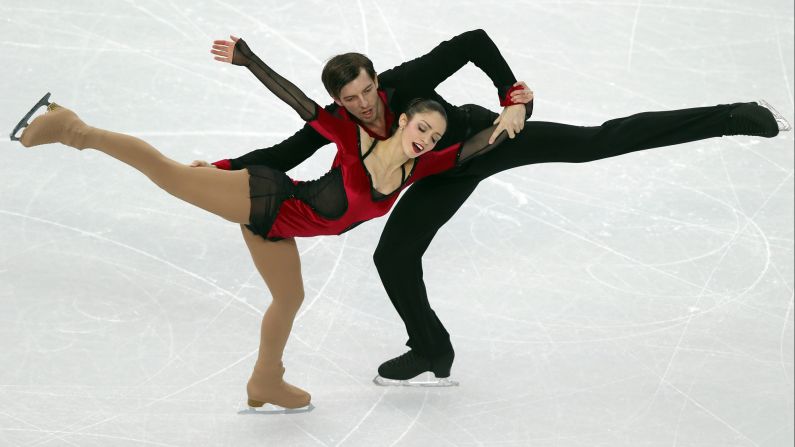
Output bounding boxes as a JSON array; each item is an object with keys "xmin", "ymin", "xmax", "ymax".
[
  {"xmin": 379, "ymin": 29, "xmax": 533, "ymax": 144},
  {"xmin": 380, "ymin": 30, "xmax": 530, "ymax": 104}
]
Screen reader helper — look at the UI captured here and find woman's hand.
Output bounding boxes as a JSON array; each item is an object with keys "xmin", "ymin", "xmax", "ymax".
[
  {"xmin": 509, "ymin": 81, "xmax": 534, "ymax": 104},
  {"xmin": 211, "ymin": 35, "xmax": 240, "ymax": 63},
  {"xmin": 189, "ymin": 160, "xmax": 216, "ymax": 168}
]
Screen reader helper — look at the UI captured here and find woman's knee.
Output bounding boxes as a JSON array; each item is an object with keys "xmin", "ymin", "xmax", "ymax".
[
  {"xmin": 264, "ymin": 270, "xmax": 304, "ymax": 311},
  {"xmin": 271, "ymin": 290, "xmax": 305, "ymax": 312},
  {"xmin": 273, "ymin": 291, "xmax": 304, "ymax": 311}
]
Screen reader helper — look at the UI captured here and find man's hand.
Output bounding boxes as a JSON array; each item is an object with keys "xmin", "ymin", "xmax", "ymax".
[
  {"xmin": 211, "ymin": 35, "xmax": 240, "ymax": 63},
  {"xmin": 189, "ymin": 160, "xmax": 216, "ymax": 168},
  {"xmin": 489, "ymin": 81, "xmax": 533, "ymax": 144}
]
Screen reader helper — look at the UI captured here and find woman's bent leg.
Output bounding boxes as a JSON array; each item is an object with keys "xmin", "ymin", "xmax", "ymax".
[{"xmin": 240, "ymin": 226, "xmax": 310, "ymax": 409}]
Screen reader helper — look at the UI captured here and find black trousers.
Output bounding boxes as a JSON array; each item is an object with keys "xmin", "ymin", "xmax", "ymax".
[{"xmin": 373, "ymin": 102, "xmax": 743, "ymax": 358}]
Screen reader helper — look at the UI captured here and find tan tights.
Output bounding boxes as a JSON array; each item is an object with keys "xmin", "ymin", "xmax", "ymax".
[
  {"xmin": 240, "ymin": 227, "xmax": 310, "ymax": 408},
  {"xmin": 83, "ymin": 128, "xmax": 252, "ymax": 225},
  {"xmin": 20, "ymin": 105, "xmax": 310, "ymax": 408}
]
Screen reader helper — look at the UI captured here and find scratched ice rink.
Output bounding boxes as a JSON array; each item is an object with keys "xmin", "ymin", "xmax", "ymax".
[{"xmin": 0, "ymin": 1, "xmax": 793, "ymax": 446}]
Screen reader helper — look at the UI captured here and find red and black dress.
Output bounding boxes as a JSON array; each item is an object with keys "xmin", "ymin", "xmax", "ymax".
[{"xmin": 230, "ymin": 39, "xmax": 518, "ymax": 241}]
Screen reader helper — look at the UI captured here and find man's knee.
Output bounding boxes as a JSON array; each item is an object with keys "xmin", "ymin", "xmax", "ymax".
[{"xmin": 373, "ymin": 238, "xmax": 422, "ymax": 275}]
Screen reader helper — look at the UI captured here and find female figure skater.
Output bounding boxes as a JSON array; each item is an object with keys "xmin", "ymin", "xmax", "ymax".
[{"xmin": 11, "ymin": 37, "xmax": 525, "ymax": 410}]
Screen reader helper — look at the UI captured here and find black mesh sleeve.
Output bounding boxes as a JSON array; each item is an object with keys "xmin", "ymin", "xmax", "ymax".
[
  {"xmin": 457, "ymin": 103, "xmax": 533, "ymax": 165},
  {"xmin": 232, "ymin": 38, "xmax": 317, "ymax": 121}
]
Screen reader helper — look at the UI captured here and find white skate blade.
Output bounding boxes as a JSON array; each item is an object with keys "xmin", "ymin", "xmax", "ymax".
[
  {"xmin": 373, "ymin": 374, "xmax": 459, "ymax": 387},
  {"xmin": 238, "ymin": 402, "xmax": 315, "ymax": 415},
  {"xmin": 758, "ymin": 99, "xmax": 792, "ymax": 131}
]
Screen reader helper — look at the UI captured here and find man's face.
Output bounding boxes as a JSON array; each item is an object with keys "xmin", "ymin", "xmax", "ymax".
[{"xmin": 334, "ymin": 68, "xmax": 381, "ymax": 126}]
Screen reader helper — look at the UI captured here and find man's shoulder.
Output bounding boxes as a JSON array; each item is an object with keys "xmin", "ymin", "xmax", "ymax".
[{"xmin": 322, "ymin": 102, "xmax": 342, "ymax": 116}]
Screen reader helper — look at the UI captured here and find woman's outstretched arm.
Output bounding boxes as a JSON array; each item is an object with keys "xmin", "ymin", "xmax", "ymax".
[
  {"xmin": 455, "ymin": 101, "xmax": 534, "ymax": 165},
  {"xmin": 212, "ymin": 35, "xmax": 317, "ymax": 121}
]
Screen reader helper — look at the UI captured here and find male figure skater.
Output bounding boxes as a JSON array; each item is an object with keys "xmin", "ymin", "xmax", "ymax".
[{"xmin": 204, "ymin": 29, "xmax": 786, "ymax": 386}]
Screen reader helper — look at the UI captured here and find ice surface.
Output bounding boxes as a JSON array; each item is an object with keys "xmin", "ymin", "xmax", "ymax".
[{"xmin": 0, "ymin": 1, "xmax": 792, "ymax": 446}]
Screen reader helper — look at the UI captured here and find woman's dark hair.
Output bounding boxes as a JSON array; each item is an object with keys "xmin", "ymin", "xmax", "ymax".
[
  {"xmin": 405, "ymin": 98, "xmax": 447, "ymax": 122},
  {"xmin": 321, "ymin": 53, "xmax": 376, "ymax": 98}
]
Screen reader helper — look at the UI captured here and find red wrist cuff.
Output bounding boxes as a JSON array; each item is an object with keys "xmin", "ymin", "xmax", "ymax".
[
  {"xmin": 212, "ymin": 159, "xmax": 232, "ymax": 170},
  {"xmin": 500, "ymin": 84, "xmax": 525, "ymax": 107}
]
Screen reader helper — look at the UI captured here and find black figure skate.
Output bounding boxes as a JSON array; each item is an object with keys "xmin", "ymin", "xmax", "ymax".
[
  {"xmin": 373, "ymin": 349, "xmax": 458, "ymax": 387},
  {"xmin": 757, "ymin": 99, "xmax": 792, "ymax": 132},
  {"xmin": 724, "ymin": 100, "xmax": 791, "ymax": 138}
]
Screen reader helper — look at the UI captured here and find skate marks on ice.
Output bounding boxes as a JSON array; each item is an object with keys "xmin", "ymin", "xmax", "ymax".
[
  {"xmin": 237, "ymin": 403, "xmax": 315, "ymax": 415},
  {"xmin": 373, "ymin": 374, "xmax": 460, "ymax": 387}
]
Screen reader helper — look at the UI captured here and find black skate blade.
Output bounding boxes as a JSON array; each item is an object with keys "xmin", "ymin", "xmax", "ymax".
[
  {"xmin": 10, "ymin": 92, "xmax": 51, "ymax": 141},
  {"xmin": 758, "ymin": 99, "xmax": 792, "ymax": 132},
  {"xmin": 373, "ymin": 374, "xmax": 459, "ymax": 387},
  {"xmin": 237, "ymin": 402, "xmax": 315, "ymax": 415}
]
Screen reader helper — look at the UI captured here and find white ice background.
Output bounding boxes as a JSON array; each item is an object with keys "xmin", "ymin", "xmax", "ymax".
[{"xmin": 0, "ymin": 1, "xmax": 793, "ymax": 446}]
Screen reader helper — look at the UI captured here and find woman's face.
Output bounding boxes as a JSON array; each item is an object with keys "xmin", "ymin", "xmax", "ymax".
[{"xmin": 399, "ymin": 111, "xmax": 447, "ymax": 159}]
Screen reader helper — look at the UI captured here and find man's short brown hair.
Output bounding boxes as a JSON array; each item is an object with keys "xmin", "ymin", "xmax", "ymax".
[{"xmin": 321, "ymin": 53, "xmax": 376, "ymax": 99}]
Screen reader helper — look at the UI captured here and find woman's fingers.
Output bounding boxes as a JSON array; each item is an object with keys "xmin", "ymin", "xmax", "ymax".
[
  {"xmin": 510, "ymin": 89, "xmax": 533, "ymax": 99},
  {"xmin": 509, "ymin": 81, "xmax": 533, "ymax": 104},
  {"xmin": 210, "ymin": 35, "xmax": 238, "ymax": 63},
  {"xmin": 210, "ymin": 38, "xmax": 236, "ymax": 63},
  {"xmin": 212, "ymin": 42, "xmax": 233, "ymax": 53},
  {"xmin": 510, "ymin": 91, "xmax": 534, "ymax": 104},
  {"xmin": 211, "ymin": 45, "xmax": 233, "ymax": 63}
]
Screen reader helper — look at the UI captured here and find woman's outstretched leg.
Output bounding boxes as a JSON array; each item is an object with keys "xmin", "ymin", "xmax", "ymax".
[
  {"xmin": 19, "ymin": 104, "xmax": 250, "ymax": 224},
  {"xmin": 240, "ymin": 226, "xmax": 310, "ymax": 409}
]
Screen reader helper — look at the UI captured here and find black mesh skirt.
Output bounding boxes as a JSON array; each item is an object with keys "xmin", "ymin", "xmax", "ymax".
[{"xmin": 244, "ymin": 165, "xmax": 295, "ymax": 241}]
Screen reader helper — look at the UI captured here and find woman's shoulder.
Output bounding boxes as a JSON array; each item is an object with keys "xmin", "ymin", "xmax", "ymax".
[{"xmin": 414, "ymin": 143, "xmax": 462, "ymax": 176}]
